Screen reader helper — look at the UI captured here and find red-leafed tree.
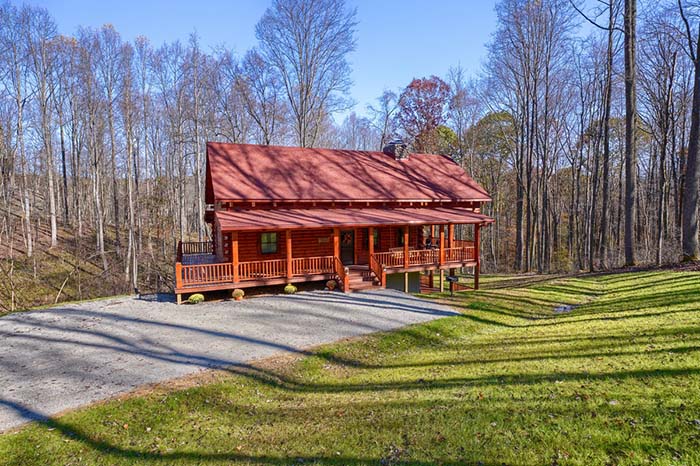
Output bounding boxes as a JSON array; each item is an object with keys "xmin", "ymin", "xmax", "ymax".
[{"xmin": 395, "ymin": 76, "xmax": 451, "ymax": 153}]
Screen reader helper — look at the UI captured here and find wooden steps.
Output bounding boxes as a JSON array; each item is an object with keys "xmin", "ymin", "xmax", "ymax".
[{"xmin": 346, "ymin": 266, "xmax": 380, "ymax": 291}]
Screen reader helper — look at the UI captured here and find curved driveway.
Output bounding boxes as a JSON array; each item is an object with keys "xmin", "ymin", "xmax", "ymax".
[{"xmin": 0, "ymin": 289, "xmax": 456, "ymax": 432}]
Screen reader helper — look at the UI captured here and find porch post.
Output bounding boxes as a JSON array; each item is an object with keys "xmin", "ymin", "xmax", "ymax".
[
  {"xmin": 175, "ymin": 262, "xmax": 182, "ymax": 305},
  {"xmin": 403, "ymin": 225, "xmax": 409, "ymax": 268},
  {"xmin": 368, "ymin": 226, "xmax": 375, "ymax": 257},
  {"xmin": 286, "ymin": 229, "xmax": 293, "ymax": 279},
  {"xmin": 231, "ymin": 231, "xmax": 239, "ymax": 283},
  {"xmin": 333, "ymin": 228, "xmax": 340, "ymax": 259},
  {"xmin": 474, "ymin": 223, "xmax": 481, "ymax": 290},
  {"xmin": 448, "ymin": 223, "xmax": 456, "ymax": 279},
  {"xmin": 439, "ymin": 225, "xmax": 445, "ymax": 265}
]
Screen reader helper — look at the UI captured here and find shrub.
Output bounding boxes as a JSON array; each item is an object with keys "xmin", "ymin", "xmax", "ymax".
[
  {"xmin": 326, "ymin": 280, "xmax": 337, "ymax": 290},
  {"xmin": 187, "ymin": 293, "xmax": 204, "ymax": 304},
  {"xmin": 284, "ymin": 284, "xmax": 297, "ymax": 294},
  {"xmin": 232, "ymin": 289, "xmax": 245, "ymax": 300}
]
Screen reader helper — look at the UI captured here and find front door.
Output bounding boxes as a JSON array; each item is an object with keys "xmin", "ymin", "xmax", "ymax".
[{"xmin": 340, "ymin": 230, "xmax": 354, "ymax": 265}]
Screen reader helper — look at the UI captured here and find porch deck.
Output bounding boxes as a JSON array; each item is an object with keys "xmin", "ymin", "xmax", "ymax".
[{"xmin": 174, "ymin": 240, "xmax": 477, "ymax": 297}]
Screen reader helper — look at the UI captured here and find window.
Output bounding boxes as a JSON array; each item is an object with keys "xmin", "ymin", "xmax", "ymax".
[
  {"xmin": 260, "ymin": 232, "xmax": 278, "ymax": 254},
  {"xmin": 373, "ymin": 228, "xmax": 379, "ymax": 248},
  {"xmin": 397, "ymin": 228, "xmax": 404, "ymax": 246}
]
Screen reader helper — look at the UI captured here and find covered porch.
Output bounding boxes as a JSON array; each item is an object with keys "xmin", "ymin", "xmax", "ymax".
[{"xmin": 174, "ymin": 207, "xmax": 492, "ymax": 302}]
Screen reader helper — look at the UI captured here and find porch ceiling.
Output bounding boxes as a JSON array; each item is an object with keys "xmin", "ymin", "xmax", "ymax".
[{"xmin": 215, "ymin": 207, "xmax": 494, "ymax": 231}]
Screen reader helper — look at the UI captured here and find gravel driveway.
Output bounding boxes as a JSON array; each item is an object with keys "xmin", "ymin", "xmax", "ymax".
[{"xmin": 0, "ymin": 289, "xmax": 456, "ymax": 432}]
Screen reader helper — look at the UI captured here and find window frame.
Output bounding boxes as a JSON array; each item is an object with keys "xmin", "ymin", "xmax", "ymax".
[{"xmin": 260, "ymin": 231, "xmax": 278, "ymax": 255}]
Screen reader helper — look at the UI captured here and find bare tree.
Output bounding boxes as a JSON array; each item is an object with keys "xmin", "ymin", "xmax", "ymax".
[
  {"xmin": 78, "ymin": 28, "xmax": 108, "ymax": 271},
  {"xmin": 336, "ymin": 112, "xmax": 378, "ymax": 150},
  {"xmin": 95, "ymin": 25, "xmax": 124, "ymax": 256},
  {"xmin": 186, "ymin": 33, "xmax": 205, "ymax": 240},
  {"xmin": 25, "ymin": 6, "xmax": 58, "ymax": 248},
  {"xmin": 367, "ymin": 90, "xmax": 398, "ymax": 150},
  {"xmin": 236, "ymin": 48, "xmax": 286, "ymax": 145},
  {"xmin": 255, "ymin": 0, "xmax": 357, "ymax": 147},
  {"xmin": 1, "ymin": 5, "xmax": 29, "ymax": 257}
]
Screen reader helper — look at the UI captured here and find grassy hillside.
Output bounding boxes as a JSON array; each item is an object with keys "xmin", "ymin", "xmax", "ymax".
[{"xmin": 1, "ymin": 271, "xmax": 699, "ymax": 465}]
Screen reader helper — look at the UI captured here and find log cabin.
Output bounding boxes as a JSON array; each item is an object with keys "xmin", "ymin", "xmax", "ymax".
[{"xmin": 174, "ymin": 141, "xmax": 494, "ymax": 303}]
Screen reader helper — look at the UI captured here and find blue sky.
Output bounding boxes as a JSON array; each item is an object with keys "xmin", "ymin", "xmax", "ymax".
[{"xmin": 22, "ymin": 0, "xmax": 497, "ymax": 118}]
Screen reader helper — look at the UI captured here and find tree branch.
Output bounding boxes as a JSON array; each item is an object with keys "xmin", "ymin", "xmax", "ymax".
[{"xmin": 678, "ymin": 0, "xmax": 697, "ymax": 62}]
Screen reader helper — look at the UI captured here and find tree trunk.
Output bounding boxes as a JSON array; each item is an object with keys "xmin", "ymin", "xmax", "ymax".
[
  {"xmin": 682, "ymin": 31, "xmax": 700, "ymax": 261},
  {"xmin": 599, "ymin": 0, "xmax": 614, "ymax": 269},
  {"xmin": 624, "ymin": 0, "xmax": 638, "ymax": 266}
]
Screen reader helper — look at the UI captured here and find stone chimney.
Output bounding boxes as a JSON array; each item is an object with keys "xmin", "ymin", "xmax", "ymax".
[{"xmin": 382, "ymin": 139, "xmax": 410, "ymax": 161}]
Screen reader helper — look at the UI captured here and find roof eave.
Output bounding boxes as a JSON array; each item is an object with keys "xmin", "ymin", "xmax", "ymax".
[{"xmin": 212, "ymin": 197, "xmax": 493, "ymax": 203}]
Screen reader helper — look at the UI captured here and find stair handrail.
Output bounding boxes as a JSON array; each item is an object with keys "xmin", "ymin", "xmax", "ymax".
[
  {"xmin": 369, "ymin": 253, "xmax": 386, "ymax": 287},
  {"xmin": 333, "ymin": 256, "xmax": 350, "ymax": 292}
]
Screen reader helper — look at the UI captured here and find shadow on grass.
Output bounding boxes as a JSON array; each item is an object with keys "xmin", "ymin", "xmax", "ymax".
[
  {"xmin": 2, "ymin": 358, "xmax": 699, "ymax": 464},
  {"xmin": 0, "ymin": 399, "xmax": 487, "ymax": 466}
]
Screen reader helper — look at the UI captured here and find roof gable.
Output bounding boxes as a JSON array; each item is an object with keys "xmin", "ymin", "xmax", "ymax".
[{"xmin": 205, "ymin": 142, "xmax": 491, "ymax": 203}]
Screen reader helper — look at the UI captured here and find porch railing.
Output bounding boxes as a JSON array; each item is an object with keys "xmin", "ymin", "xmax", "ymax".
[
  {"xmin": 371, "ymin": 246, "xmax": 476, "ymax": 270},
  {"xmin": 445, "ymin": 246, "xmax": 475, "ymax": 263},
  {"xmin": 176, "ymin": 255, "xmax": 338, "ymax": 289},
  {"xmin": 238, "ymin": 259, "xmax": 287, "ymax": 280},
  {"xmin": 177, "ymin": 241, "xmax": 214, "ymax": 263},
  {"xmin": 372, "ymin": 251, "xmax": 405, "ymax": 268},
  {"xmin": 179, "ymin": 262, "xmax": 234, "ymax": 287},
  {"xmin": 292, "ymin": 256, "xmax": 334, "ymax": 275},
  {"xmin": 181, "ymin": 241, "xmax": 213, "ymax": 255},
  {"xmin": 408, "ymin": 249, "xmax": 439, "ymax": 265}
]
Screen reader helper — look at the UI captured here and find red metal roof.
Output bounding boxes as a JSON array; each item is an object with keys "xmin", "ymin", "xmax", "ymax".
[
  {"xmin": 215, "ymin": 207, "xmax": 494, "ymax": 231},
  {"xmin": 205, "ymin": 142, "xmax": 492, "ymax": 203}
]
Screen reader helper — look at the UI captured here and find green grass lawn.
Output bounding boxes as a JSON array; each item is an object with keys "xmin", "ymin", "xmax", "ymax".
[{"xmin": 1, "ymin": 271, "xmax": 699, "ymax": 465}]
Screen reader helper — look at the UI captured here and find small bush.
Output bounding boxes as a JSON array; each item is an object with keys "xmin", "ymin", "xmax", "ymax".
[
  {"xmin": 232, "ymin": 289, "xmax": 245, "ymax": 299},
  {"xmin": 326, "ymin": 280, "xmax": 337, "ymax": 290},
  {"xmin": 187, "ymin": 293, "xmax": 205, "ymax": 304},
  {"xmin": 284, "ymin": 284, "xmax": 297, "ymax": 294}
]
